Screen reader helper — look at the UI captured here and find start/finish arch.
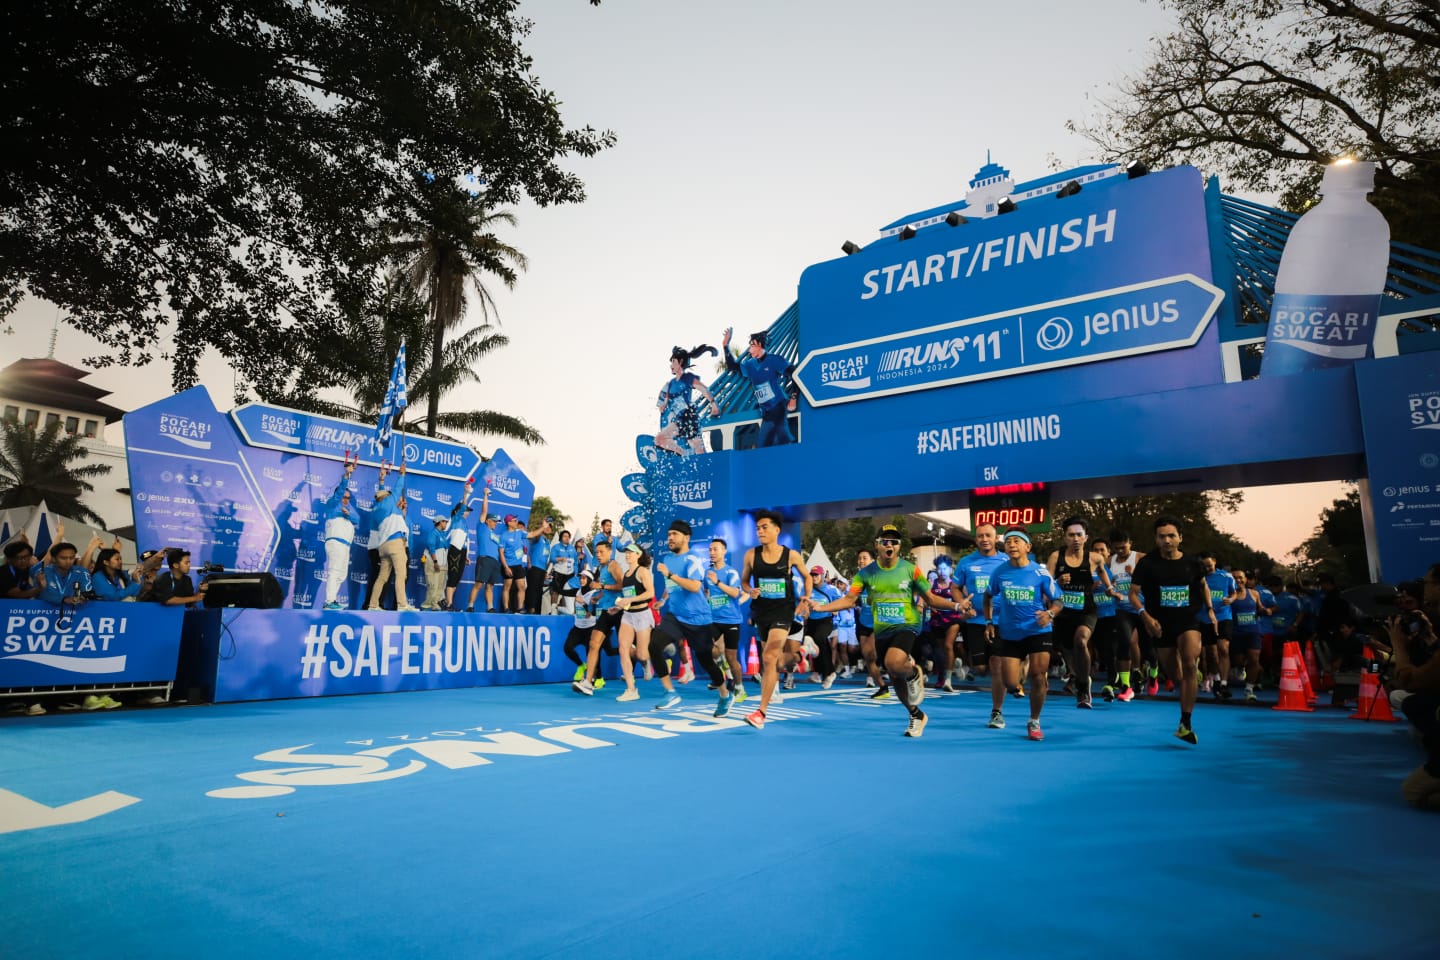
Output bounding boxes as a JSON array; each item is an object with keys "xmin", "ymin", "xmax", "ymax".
[{"xmin": 623, "ymin": 163, "xmax": 1440, "ymax": 583}]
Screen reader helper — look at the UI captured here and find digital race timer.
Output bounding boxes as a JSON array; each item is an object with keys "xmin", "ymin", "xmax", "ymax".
[{"xmin": 969, "ymin": 483, "xmax": 1053, "ymax": 534}]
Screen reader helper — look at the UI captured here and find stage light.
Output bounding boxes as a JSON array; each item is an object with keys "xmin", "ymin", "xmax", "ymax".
[
  {"xmin": 841, "ymin": 240, "xmax": 862, "ymax": 256},
  {"xmin": 938, "ymin": 527, "xmax": 946, "ymax": 538},
  {"xmin": 899, "ymin": 226, "xmax": 917, "ymax": 240},
  {"xmin": 996, "ymin": 197, "xmax": 1017, "ymax": 214},
  {"xmin": 945, "ymin": 211, "xmax": 967, "ymax": 227},
  {"xmin": 1055, "ymin": 180, "xmax": 1082, "ymax": 199},
  {"xmin": 1126, "ymin": 160, "xmax": 1150, "ymax": 179},
  {"xmin": 927, "ymin": 521, "xmax": 934, "ymax": 531}
]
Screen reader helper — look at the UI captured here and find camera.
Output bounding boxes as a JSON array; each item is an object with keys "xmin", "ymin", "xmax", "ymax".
[{"xmin": 199, "ymin": 562, "xmax": 225, "ymax": 576}]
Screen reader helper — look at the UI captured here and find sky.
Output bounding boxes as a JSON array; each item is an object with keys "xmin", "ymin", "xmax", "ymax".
[{"xmin": 5, "ymin": 0, "xmax": 1345, "ymax": 561}]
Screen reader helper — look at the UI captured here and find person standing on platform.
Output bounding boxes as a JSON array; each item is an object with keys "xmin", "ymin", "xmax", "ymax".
[
  {"xmin": 499, "ymin": 514, "xmax": 530, "ymax": 613},
  {"xmin": 443, "ymin": 482, "xmax": 473, "ymax": 611},
  {"xmin": 524, "ymin": 516, "xmax": 555, "ymax": 614},
  {"xmin": 1129, "ymin": 516, "xmax": 1215, "ymax": 745},
  {"xmin": 321, "ymin": 460, "xmax": 358, "ymax": 610},
  {"xmin": 721, "ymin": 327, "xmax": 798, "ymax": 447},
  {"xmin": 548, "ymin": 530, "xmax": 578, "ymax": 612},
  {"xmin": 367, "ymin": 461, "xmax": 415, "ymax": 612},
  {"xmin": 465, "ymin": 483, "xmax": 502, "ymax": 613},
  {"xmin": 983, "ymin": 530, "xmax": 1063, "ymax": 740},
  {"xmin": 420, "ymin": 514, "xmax": 451, "ymax": 611}
]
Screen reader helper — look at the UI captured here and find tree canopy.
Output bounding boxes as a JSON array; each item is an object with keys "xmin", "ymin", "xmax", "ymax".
[
  {"xmin": 1072, "ymin": 0, "xmax": 1440, "ymax": 242},
  {"xmin": 1, "ymin": 0, "xmax": 613, "ymax": 395}
]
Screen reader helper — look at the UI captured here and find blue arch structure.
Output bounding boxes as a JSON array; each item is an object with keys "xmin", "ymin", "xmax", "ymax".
[{"xmin": 625, "ymin": 163, "xmax": 1440, "ymax": 583}]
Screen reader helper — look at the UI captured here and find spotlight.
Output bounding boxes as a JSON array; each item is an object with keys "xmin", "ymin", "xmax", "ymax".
[
  {"xmin": 938, "ymin": 527, "xmax": 946, "ymax": 538},
  {"xmin": 1055, "ymin": 180, "xmax": 1082, "ymax": 199},
  {"xmin": 996, "ymin": 197, "xmax": 1017, "ymax": 214},
  {"xmin": 1126, "ymin": 160, "xmax": 1150, "ymax": 179},
  {"xmin": 945, "ymin": 211, "xmax": 967, "ymax": 227},
  {"xmin": 899, "ymin": 226, "xmax": 917, "ymax": 240},
  {"xmin": 841, "ymin": 240, "xmax": 862, "ymax": 256}
]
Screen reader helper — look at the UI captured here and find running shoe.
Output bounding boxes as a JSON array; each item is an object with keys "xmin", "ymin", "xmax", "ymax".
[
  {"xmin": 734, "ymin": 683, "xmax": 749, "ymax": 703},
  {"xmin": 905, "ymin": 667, "xmax": 926, "ymax": 705},
  {"xmin": 616, "ymin": 688, "xmax": 640, "ymax": 702},
  {"xmin": 1217, "ymin": 685, "xmax": 1233, "ymax": 701},
  {"xmin": 821, "ymin": 672, "xmax": 837, "ymax": 690},
  {"xmin": 1101, "ymin": 684, "xmax": 1115, "ymax": 702},
  {"xmin": 841, "ymin": 666, "xmax": 854, "ymax": 679},
  {"xmin": 98, "ymin": 696, "xmax": 122, "ymax": 709},
  {"xmin": 594, "ymin": 678, "xmax": 606, "ymax": 690},
  {"xmin": 573, "ymin": 664, "xmax": 587, "ymax": 682},
  {"xmin": 941, "ymin": 679, "xmax": 955, "ymax": 694},
  {"xmin": 864, "ymin": 676, "xmax": 877, "ymax": 688},
  {"xmin": 82, "ymin": 695, "xmax": 105, "ymax": 711},
  {"xmin": 1163, "ymin": 679, "xmax": 1175, "ymax": 693},
  {"xmin": 1202, "ymin": 677, "xmax": 1213, "ymax": 694},
  {"xmin": 1077, "ymin": 695, "xmax": 1092, "ymax": 709},
  {"xmin": 1062, "ymin": 679, "xmax": 1075, "ymax": 696},
  {"xmin": 572, "ymin": 679, "xmax": 595, "ymax": 696},
  {"xmin": 678, "ymin": 663, "xmax": 695, "ymax": 685},
  {"xmin": 1027, "ymin": 720, "xmax": 1044, "ymax": 741},
  {"xmin": 1174, "ymin": 724, "xmax": 1198, "ymax": 745},
  {"xmin": 772, "ymin": 690, "xmax": 784, "ymax": 704},
  {"xmin": 904, "ymin": 710, "xmax": 928, "ymax": 738},
  {"xmin": 1245, "ymin": 688, "xmax": 1258, "ymax": 703},
  {"xmin": 25, "ymin": 703, "xmax": 46, "ymax": 716},
  {"xmin": 324, "ymin": 601, "xmax": 343, "ymax": 610},
  {"xmin": 870, "ymin": 686, "xmax": 891, "ymax": 701},
  {"xmin": 714, "ymin": 693, "xmax": 735, "ymax": 718},
  {"xmin": 655, "ymin": 691, "xmax": 683, "ymax": 711},
  {"xmin": 988, "ymin": 709, "xmax": 1005, "ymax": 729},
  {"xmin": 782, "ymin": 673, "xmax": 796, "ymax": 691},
  {"xmin": 1146, "ymin": 677, "xmax": 1160, "ymax": 697},
  {"xmin": 744, "ymin": 708, "xmax": 766, "ymax": 729},
  {"xmin": 644, "ymin": 662, "xmax": 655, "ymax": 681},
  {"xmin": 1116, "ymin": 685, "xmax": 1135, "ymax": 702},
  {"xmin": 1010, "ymin": 686, "xmax": 1026, "ymax": 700},
  {"xmin": 808, "ymin": 672, "xmax": 822, "ymax": 684}
]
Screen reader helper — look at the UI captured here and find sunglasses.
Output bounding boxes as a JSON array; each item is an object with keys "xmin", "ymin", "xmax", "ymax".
[{"xmin": 877, "ymin": 538, "xmax": 901, "ymax": 546}]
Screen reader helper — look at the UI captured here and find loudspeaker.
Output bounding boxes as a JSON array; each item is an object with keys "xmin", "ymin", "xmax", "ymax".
[{"xmin": 202, "ymin": 572, "xmax": 284, "ymax": 609}]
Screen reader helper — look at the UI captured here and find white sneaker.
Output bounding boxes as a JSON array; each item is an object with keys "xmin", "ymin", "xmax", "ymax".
[
  {"xmin": 865, "ymin": 675, "xmax": 877, "ymax": 688},
  {"xmin": 906, "ymin": 667, "xmax": 926, "ymax": 705},
  {"xmin": 26, "ymin": 703, "xmax": 45, "ymax": 716},
  {"xmin": 821, "ymin": 672, "xmax": 837, "ymax": 690},
  {"xmin": 904, "ymin": 711, "xmax": 928, "ymax": 738},
  {"xmin": 783, "ymin": 674, "xmax": 795, "ymax": 691},
  {"xmin": 772, "ymin": 690, "xmax": 785, "ymax": 704},
  {"xmin": 571, "ymin": 679, "xmax": 595, "ymax": 696},
  {"xmin": 616, "ymin": 688, "xmax": 640, "ymax": 702}
]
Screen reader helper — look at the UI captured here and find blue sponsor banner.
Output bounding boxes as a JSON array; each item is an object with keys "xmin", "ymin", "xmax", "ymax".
[
  {"xmin": 1, "ymin": 601, "xmax": 184, "ymax": 686},
  {"xmin": 232, "ymin": 402, "xmax": 481, "ymax": 481},
  {"xmin": 479, "ymin": 448, "xmax": 535, "ymax": 525},
  {"xmin": 794, "ymin": 274, "xmax": 1222, "ymax": 406},
  {"xmin": 1355, "ymin": 352, "xmax": 1440, "ymax": 580},
  {"xmin": 208, "ymin": 609, "xmax": 576, "ymax": 701}
]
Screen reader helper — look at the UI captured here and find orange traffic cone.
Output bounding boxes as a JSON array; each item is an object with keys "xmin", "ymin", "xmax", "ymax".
[
  {"xmin": 1273, "ymin": 641, "xmax": 1314, "ymax": 712},
  {"xmin": 1350, "ymin": 648, "xmax": 1397, "ymax": 722},
  {"xmin": 746, "ymin": 637, "xmax": 760, "ymax": 677},
  {"xmin": 1302, "ymin": 641, "xmax": 1320, "ymax": 702}
]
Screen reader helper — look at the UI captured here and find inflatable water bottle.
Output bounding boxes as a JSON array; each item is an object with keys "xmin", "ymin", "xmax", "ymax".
[{"xmin": 1261, "ymin": 159, "xmax": 1390, "ymax": 376}]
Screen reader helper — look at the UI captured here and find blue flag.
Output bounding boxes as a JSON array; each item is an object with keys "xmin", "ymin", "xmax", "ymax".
[{"xmin": 375, "ymin": 339, "xmax": 408, "ymax": 449}]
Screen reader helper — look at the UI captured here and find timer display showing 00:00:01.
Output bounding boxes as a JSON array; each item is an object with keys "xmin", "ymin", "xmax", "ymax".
[{"xmin": 973, "ymin": 507, "xmax": 1048, "ymax": 527}]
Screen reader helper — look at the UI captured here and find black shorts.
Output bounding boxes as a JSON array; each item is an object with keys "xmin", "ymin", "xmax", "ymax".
[
  {"xmin": 1232, "ymin": 630, "xmax": 1262, "ymax": 653},
  {"xmin": 997, "ymin": 634, "xmax": 1056, "ymax": 659},
  {"xmin": 1114, "ymin": 609, "xmax": 1141, "ymax": 644},
  {"xmin": 712, "ymin": 623, "xmax": 741, "ymax": 649},
  {"xmin": 856, "ymin": 621, "xmax": 874, "ymax": 640},
  {"xmin": 475, "ymin": 555, "xmax": 503, "ymax": 586},
  {"xmin": 504, "ymin": 563, "xmax": 528, "ymax": 580},
  {"xmin": 1054, "ymin": 610, "xmax": 1097, "ymax": 641},
  {"xmin": 962, "ymin": 622, "xmax": 991, "ymax": 654},
  {"xmin": 804, "ymin": 618, "xmax": 836, "ymax": 642},
  {"xmin": 752, "ymin": 602, "xmax": 797, "ymax": 639},
  {"xmin": 593, "ymin": 608, "xmax": 622, "ymax": 636},
  {"xmin": 446, "ymin": 546, "xmax": 468, "ymax": 588},
  {"xmin": 657, "ymin": 613, "xmax": 710, "ymax": 648},
  {"xmin": 1152, "ymin": 612, "xmax": 1200, "ymax": 648},
  {"xmin": 874, "ymin": 629, "xmax": 918, "ymax": 659}
]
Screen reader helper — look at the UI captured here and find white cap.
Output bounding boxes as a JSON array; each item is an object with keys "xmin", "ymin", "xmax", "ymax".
[{"xmin": 1320, "ymin": 159, "xmax": 1375, "ymax": 195}]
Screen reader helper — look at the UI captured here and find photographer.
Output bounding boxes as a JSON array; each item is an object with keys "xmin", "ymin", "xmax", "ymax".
[
  {"xmin": 1390, "ymin": 602, "xmax": 1440, "ymax": 811},
  {"xmin": 148, "ymin": 548, "xmax": 209, "ymax": 606},
  {"xmin": 34, "ymin": 541, "xmax": 92, "ymax": 606}
]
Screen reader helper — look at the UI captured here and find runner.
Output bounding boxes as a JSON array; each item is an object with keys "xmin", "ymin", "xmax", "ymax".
[
  {"xmin": 705, "ymin": 538, "xmax": 749, "ymax": 703},
  {"xmin": 721, "ymin": 327, "xmax": 798, "ymax": 447},
  {"xmin": 1045, "ymin": 517, "xmax": 1117, "ymax": 709},
  {"xmin": 852, "ymin": 547, "xmax": 889, "ymax": 698},
  {"xmin": 1230, "ymin": 569, "xmax": 1267, "ymax": 701},
  {"xmin": 1196, "ymin": 553, "xmax": 1241, "ymax": 700},
  {"xmin": 1129, "ymin": 515, "xmax": 1216, "ymax": 745},
  {"xmin": 983, "ymin": 529, "xmax": 1063, "ymax": 740},
  {"xmin": 955, "ymin": 523, "xmax": 1007, "ymax": 682},
  {"xmin": 611, "ymin": 542, "xmax": 656, "ymax": 702},
  {"xmin": 1102, "ymin": 529, "xmax": 1144, "ymax": 702},
  {"xmin": 740, "ymin": 510, "xmax": 812, "ymax": 728},
  {"xmin": 810, "ymin": 524, "xmax": 970, "ymax": 737},
  {"xmin": 926, "ymin": 555, "xmax": 967, "ymax": 692},
  {"xmin": 1087, "ymin": 537, "xmax": 1121, "ymax": 696},
  {"xmin": 571, "ymin": 539, "xmax": 627, "ymax": 697},
  {"xmin": 649, "ymin": 520, "xmax": 730, "ymax": 714}
]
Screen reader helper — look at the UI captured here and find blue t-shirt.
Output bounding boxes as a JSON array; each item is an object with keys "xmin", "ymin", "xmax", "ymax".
[
  {"xmin": 499, "ymin": 529, "xmax": 528, "ymax": 566},
  {"xmin": 39, "ymin": 564, "xmax": 93, "ymax": 605},
  {"xmin": 662, "ymin": 551, "xmax": 712, "ymax": 625},
  {"xmin": 550, "ymin": 542, "xmax": 578, "ymax": 575},
  {"xmin": 731, "ymin": 351, "xmax": 792, "ymax": 414},
  {"xmin": 984, "ymin": 561, "xmax": 1060, "ymax": 641},
  {"xmin": 1093, "ymin": 578, "xmax": 1116, "ymax": 619},
  {"xmin": 706, "ymin": 563, "xmax": 744, "ymax": 625},
  {"xmin": 1199, "ymin": 570, "xmax": 1237, "ymax": 623},
  {"xmin": 474, "ymin": 522, "xmax": 500, "ymax": 560},
  {"xmin": 955, "ymin": 550, "xmax": 1008, "ymax": 625},
  {"xmin": 1272, "ymin": 593, "xmax": 1303, "ymax": 632},
  {"xmin": 1256, "ymin": 586, "xmax": 1277, "ymax": 633},
  {"xmin": 529, "ymin": 534, "xmax": 552, "ymax": 570},
  {"xmin": 806, "ymin": 582, "xmax": 842, "ymax": 621},
  {"xmin": 91, "ymin": 569, "xmax": 141, "ymax": 601}
]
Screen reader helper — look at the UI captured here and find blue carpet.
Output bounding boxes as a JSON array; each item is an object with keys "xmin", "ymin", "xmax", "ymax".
[{"xmin": 2, "ymin": 680, "xmax": 1436, "ymax": 960}]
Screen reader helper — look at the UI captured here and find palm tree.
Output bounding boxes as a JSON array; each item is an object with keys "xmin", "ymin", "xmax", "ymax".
[
  {"xmin": 0, "ymin": 418, "xmax": 113, "ymax": 525},
  {"xmin": 377, "ymin": 176, "xmax": 528, "ymax": 437}
]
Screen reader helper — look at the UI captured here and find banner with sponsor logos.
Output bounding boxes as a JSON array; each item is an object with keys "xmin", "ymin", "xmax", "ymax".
[
  {"xmin": 1355, "ymin": 351, "xmax": 1440, "ymax": 581},
  {"xmin": 124, "ymin": 388, "xmax": 537, "ymax": 611},
  {"xmin": 187, "ymin": 609, "xmax": 580, "ymax": 701},
  {"xmin": 1, "ymin": 601, "xmax": 184, "ymax": 687}
]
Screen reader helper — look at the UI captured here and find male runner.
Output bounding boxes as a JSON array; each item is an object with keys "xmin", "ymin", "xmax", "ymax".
[
  {"xmin": 927, "ymin": 555, "xmax": 967, "ymax": 692},
  {"xmin": 1088, "ymin": 538, "xmax": 1121, "ymax": 694},
  {"xmin": 706, "ymin": 538, "xmax": 749, "ymax": 702},
  {"xmin": 1103, "ymin": 529, "xmax": 1144, "ymax": 702},
  {"xmin": 651, "ymin": 520, "xmax": 730, "ymax": 714},
  {"xmin": 572, "ymin": 539, "xmax": 627, "ymax": 697},
  {"xmin": 852, "ymin": 547, "xmax": 889, "ymax": 698},
  {"xmin": 955, "ymin": 523, "xmax": 1007, "ymax": 681},
  {"xmin": 811, "ymin": 524, "xmax": 969, "ymax": 738},
  {"xmin": 740, "ymin": 510, "xmax": 812, "ymax": 729},
  {"xmin": 1045, "ymin": 517, "xmax": 1116, "ymax": 709},
  {"xmin": 984, "ymin": 530, "xmax": 1063, "ymax": 740},
  {"xmin": 1129, "ymin": 515, "xmax": 1216, "ymax": 745},
  {"xmin": 1196, "ymin": 553, "xmax": 1241, "ymax": 699}
]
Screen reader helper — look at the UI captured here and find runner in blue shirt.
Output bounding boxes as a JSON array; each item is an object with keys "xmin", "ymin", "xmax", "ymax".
[
  {"xmin": 1231, "ymin": 569, "xmax": 1267, "ymax": 701},
  {"xmin": 721, "ymin": 327, "xmax": 798, "ymax": 447},
  {"xmin": 706, "ymin": 538, "xmax": 749, "ymax": 702},
  {"xmin": 983, "ymin": 529, "xmax": 1062, "ymax": 740},
  {"xmin": 650, "ymin": 520, "xmax": 733, "ymax": 715},
  {"xmin": 804, "ymin": 565, "xmax": 844, "ymax": 688},
  {"xmin": 955, "ymin": 523, "xmax": 1008, "ymax": 684},
  {"xmin": 1195, "ymin": 553, "xmax": 1241, "ymax": 700}
]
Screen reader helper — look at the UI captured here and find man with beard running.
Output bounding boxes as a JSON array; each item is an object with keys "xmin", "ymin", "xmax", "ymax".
[{"xmin": 810, "ymin": 524, "xmax": 970, "ymax": 738}]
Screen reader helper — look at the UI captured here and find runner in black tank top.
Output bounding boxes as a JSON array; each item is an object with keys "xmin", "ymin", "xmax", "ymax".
[
  {"xmin": 740, "ymin": 510, "xmax": 809, "ymax": 731},
  {"xmin": 1046, "ymin": 517, "xmax": 1115, "ymax": 709}
]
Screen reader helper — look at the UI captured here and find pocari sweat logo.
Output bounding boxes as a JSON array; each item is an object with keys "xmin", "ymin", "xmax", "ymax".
[
  {"xmin": 819, "ymin": 353, "xmax": 871, "ymax": 391},
  {"xmin": 159, "ymin": 414, "xmax": 213, "ymax": 450},
  {"xmin": 263, "ymin": 467, "xmax": 286, "ymax": 482},
  {"xmin": 1409, "ymin": 390, "xmax": 1440, "ymax": 431},
  {"xmin": 671, "ymin": 480, "xmax": 712, "ymax": 510},
  {"xmin": 3, "ymin": 611, "xmax": 130, "ymax": 674},
  {"xmin": 260, "ymin": 413, "xmax": 302, "ymax": 445}
]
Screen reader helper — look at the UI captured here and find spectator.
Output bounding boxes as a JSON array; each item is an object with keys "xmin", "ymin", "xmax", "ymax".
[
  {"xmin": 35, "ymin": 541, "xmax": 92, "ymax": 606},
  {"xmin": 148, "ymin": 548, "xmax": 208, "ymax": 606},
  {"xmin": 1, "ymin": 540, "xmax": 42, "ymax": 599},
  {"xmin": 419, "ymin": 515, "xmax": 450, "ymax": 611},
  {"xmin": 1390, "ymin": 610, "xmax": 1440, "ymax": 810},
  {"xmin": 90, "ymin": 547, "xmax": 145, "ymax": 601}
]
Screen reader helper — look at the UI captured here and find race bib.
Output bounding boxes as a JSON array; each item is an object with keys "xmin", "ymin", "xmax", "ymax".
[
  {"xmin": 621, "ymin": 585, "xmax": 636, "ymax": 598},
  {"xmin": 874, "ymin": 601, "xmax": 906, "ymax": 624},
  {"xmin": 1160, "ymin": 585, "xmax": 1189, "ymax": 608},
  {"xmin": 1062, "ymin": 590, "xmax": 1086, "ymax": 610},
  {"xmin": 758, "ymin": 577, "xmax": 786, "ymax": 599},
  {"xmin": 972, "ymin": 574, "xmax": 990, "ymax": 593},
  {"xmin": 1237, "ymin": 612, "xmax": 1256, "ymax": 626},
  {"xmin": 1003, "ymin": 585, "xmax": 1035, "ymax": 603},
  {"xmin": 708, "ymin": 590, "xmax": 729, "ymax": 609},
  {"xmin": 754, "ymin": 381, "xmax": 776, "ymax": 405},
  {"xmin": 1210, "ymin": 588, "xmax": 1227, "ymax": 604}
]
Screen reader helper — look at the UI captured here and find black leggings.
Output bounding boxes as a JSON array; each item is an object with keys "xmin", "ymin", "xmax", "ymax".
[
  {"xmin": 650, "ymin": 618, "xmax": 726, "ymax": 687},
  {"xmin": 564, "ymin": 626, "xmax": 617, "ymax": 666},
  {"xmin": 805, "ymin": 620, "xmax": 836, "ymax": 676},
  {"xmin": 525, "ymin": 566, "xmax": 546, "ymax": 613}
]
